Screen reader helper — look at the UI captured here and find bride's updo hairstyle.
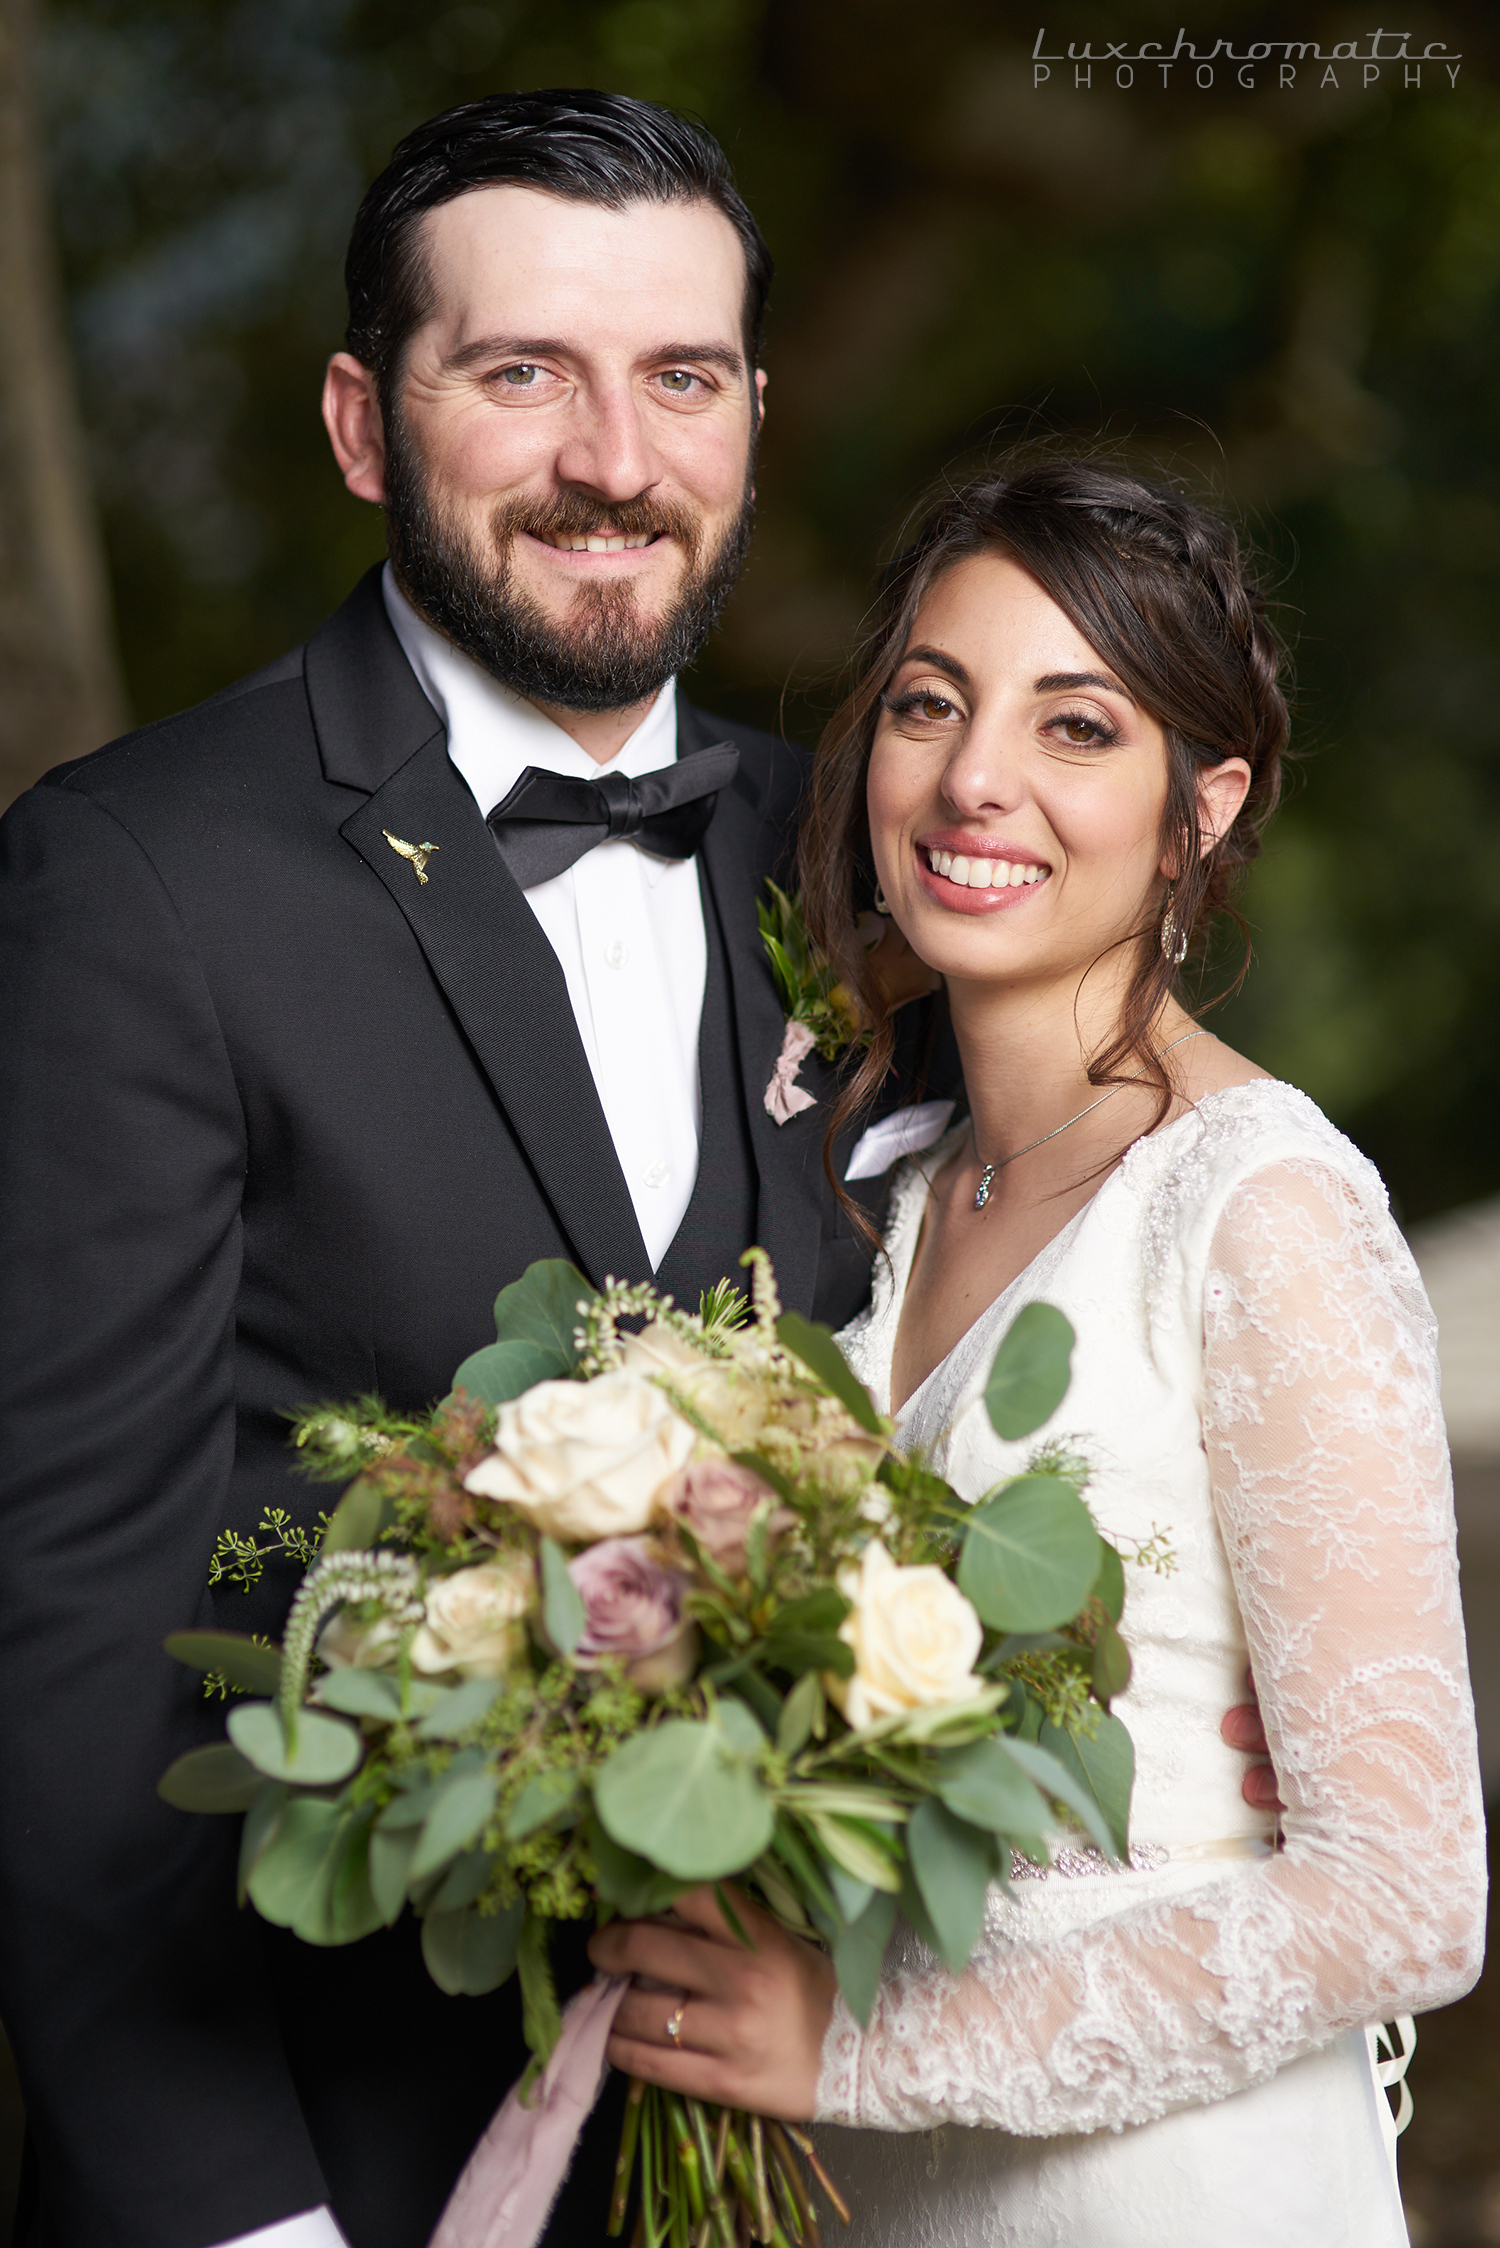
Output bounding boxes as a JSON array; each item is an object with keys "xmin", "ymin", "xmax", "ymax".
[{"xmin": 798, "ymin": 457, "xmax": 1289, "ymax": 1208}]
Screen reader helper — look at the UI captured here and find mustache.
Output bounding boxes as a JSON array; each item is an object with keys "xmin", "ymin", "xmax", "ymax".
[{"xmin": 489, "ymin": 489, "xmax": 705, "ymax": 560}]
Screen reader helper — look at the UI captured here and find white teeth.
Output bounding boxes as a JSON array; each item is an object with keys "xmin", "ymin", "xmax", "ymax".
[
  {"xmin": 967, "ymin": 859, "xmax": 992, "ymax": 889},
  {"xmin": 1008, "ymin": 862, "xmax": 1026, "ymax": 887},
  {"xmin": 949, "ymin": 854, "xmax": 970, "ymax": 885},
  {"xmin": 1024, "ymin": 864, "xmax": 1041, "ymax": 884}
]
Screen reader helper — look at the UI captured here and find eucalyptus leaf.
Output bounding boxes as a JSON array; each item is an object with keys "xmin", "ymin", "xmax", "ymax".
[
  {"xmin": 775, "ymin": 1312, "xmax": 885, "ymax": 1436},
  {"xmin": 416, "ymin": 1676, "xmax": 504, "ymax": 1741},
  {"xmin": 539, "ymin": 1536, "xmax": 585, "ymax": 1658},
  {"xmin": 594, "ymin": 1720, "xmax": 774, "ymax": 1881},
  {"xmin": 165, "ymin": 1631, "xmax": 282, "ymax": 1698},
  {"xmin": 422, "ymin": 1898, "xmax": 525, "ymax": 1996},
  {"xmin": 369, "ymin": 1825, "xmax": 419, "ymax": 1924},
  {"xmin": 824, "ymin": 1861, "xmax": 874, "ymax": 1928},
  {"xmin": 237, "ymin": 1781, "xmax": 287, "ymax": 1902},
  {"xmin": 760, "ymin": 1586, "xmax": 854, "ymax": 1680},
  {"xmin": 1001, "ymin": 1734, "xmax": 1119, "ymax": 1860},
  {"xmin": 1090, "ymin": 1620, "xmax": 1132, "ymax": 1702},
  {"xmin": 158, "ymin": 1741, "xmax": 264, "ymax": 1814},
  {"xmin": 1036, "ymin": 1713, "xmax": 1135, "ymax": 1860},
  {"xmin": 589, "ymin": 1820, "xmax": 690, "ymax": 1917},
  {"xmin": 294, "ymin": 1813, "xmax": 382, "ymax": 1946},
  {"xmin": 374, "ymin": 1750, "xmax": 485, "ymax": 1831},
  {"xmin": 504, "ymin": 1769, "xmax": 582, "ymax": 1841},
  {"xmin": 490, "ymin": 1259, "xmax": 597, "ymax": 1367},
  {"xmin": 227, "ymin": 1700, "xmax": 362, "ymax": 1787},
  {"xmin": 714, "ymin": 1697, "xmax": 767, "ymax": 1752},
  {"xmin": 321, "ymin": 1479, "xmax": 390, "ymax": 1555},
  {"xmin": 432, "ymin": 1846, "xmax": 497, "ymax": 1913},
  {"xmin": 316, "ymin": 1668, "xmax": 404, "ymax": 1721},
  {"xmin": 246, "ymin": 1796, "xmax": 343, "ymax": 1926},
  {"xmin": 958, "ymin": 1475, "xmax": 1102, "ymax": 1632},
  {"xmin": 451, "ymin": 1338, "xmax": 561, "ymax": 1407},
  {"xmin": 1091, "ymin": 1540, "xmax": 1126, "ymax": 1624},
  {"xmin": 409, "ymin": 1769, "xmax": 499, "ymax": 1880},
  {"xmin": 983, "ymin": 1302, "xmax": 1075, "ymax": 1440},
  {"xmin": 933, "ymin": 1737, "xmax": 1054, "ymax": 1847},
  {"xmin": 907, "ymin": 1799, "xmax": 999, "ymax": 1973},
  {"xmin": 831, "ymin": 1889, "xmax": 897, "ymax": 2027}
]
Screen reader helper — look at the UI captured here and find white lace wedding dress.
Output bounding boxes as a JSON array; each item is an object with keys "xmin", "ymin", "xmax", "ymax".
[{"xmin": 813, "ymin": 1082, "xmax": 1485, "ymax": 2246}]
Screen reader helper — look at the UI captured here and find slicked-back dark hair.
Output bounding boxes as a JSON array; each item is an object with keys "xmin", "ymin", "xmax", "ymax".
[{"xmin": 343, "ymin": 89, "xmax": 773, "ymax": 412}]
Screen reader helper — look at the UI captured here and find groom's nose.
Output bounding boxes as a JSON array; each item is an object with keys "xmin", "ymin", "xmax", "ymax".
[{"xmin": 551, "ymin": 376, "xmax": 664, "ymax": 505}]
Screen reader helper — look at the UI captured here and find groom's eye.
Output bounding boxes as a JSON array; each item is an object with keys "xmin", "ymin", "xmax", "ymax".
[
  {"xmin": 658, "ymin": 370, "xmax": 698, "ymax": 393},
  {"xmin": 498, "ymin": 364, "xmax": 542, "ymax": 386}
]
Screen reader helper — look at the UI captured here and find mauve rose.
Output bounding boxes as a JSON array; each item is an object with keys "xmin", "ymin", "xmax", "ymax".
[
  {"xmin": 567, "ymin": 1537, "xmax": 696, "ymax": 1693},
  {"xmin": 661, "ymin": 1458, "xmax": 788, "ymax": 1576}
]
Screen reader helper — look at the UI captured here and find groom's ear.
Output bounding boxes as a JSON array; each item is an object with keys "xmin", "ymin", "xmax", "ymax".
[{"xmin": 323, "ymin": 353, "xmax": 388, "ymax": 505}]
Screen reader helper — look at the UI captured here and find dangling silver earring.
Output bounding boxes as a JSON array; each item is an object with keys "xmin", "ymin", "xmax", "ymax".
[
  {"xmin": 874, "ymin": 882, "xmax": 891, "ymax": 915},
  {"xmin": 1160, "ymin": 884, "xmax": 1188, "ymax": 966}
]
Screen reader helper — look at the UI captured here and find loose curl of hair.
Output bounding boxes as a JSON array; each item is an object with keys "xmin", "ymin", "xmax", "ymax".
[{"xmin": 797, "ymin": 457, "xmax": 1290, "ymax": 1231}]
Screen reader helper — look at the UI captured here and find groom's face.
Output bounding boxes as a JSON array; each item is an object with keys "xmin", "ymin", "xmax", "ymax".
[{"xmin": 375, "ymin": 185, "xmax": 764, "ymax": 710}]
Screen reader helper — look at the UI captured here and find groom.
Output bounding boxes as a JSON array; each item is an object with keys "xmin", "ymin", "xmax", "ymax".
[{"xmin": 0, "ymin": 91, "xmax": 948, "ymax": 2248}]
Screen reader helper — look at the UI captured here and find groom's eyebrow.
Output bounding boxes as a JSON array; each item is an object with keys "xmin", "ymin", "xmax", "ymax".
[
  {"xmin": 442, "ymin": 334, "xmax": 745, "ymax": 377},
  {"xmin": 1035, "ymin": 668, "xmax": 1134, "ymax": 699}
]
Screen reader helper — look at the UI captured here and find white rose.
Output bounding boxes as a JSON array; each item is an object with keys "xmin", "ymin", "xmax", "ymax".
[
  {"xmin": 830, "ymin": 1540, "xmax": 985, "ymax": 1731},
  {"xmin": 616, "ymin": 1324, "xmax": 770, "ymax": 1453},
  {"xmin": 316, "ymin": 1610, "xmax": 404, "ymax": 1671},
  {"xmin": 463, "ymin": 1371, "xmax": 697, "ymax": 1543},
  {"xmin": 409, "ymin": 1558, "xmax": 534, "ymax": 1679}
]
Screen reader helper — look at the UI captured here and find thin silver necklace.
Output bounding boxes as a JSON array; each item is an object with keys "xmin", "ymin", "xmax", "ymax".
[{"xmin": 972, "ymin": 1030, "xmax": 1208, "ymax": 1211}]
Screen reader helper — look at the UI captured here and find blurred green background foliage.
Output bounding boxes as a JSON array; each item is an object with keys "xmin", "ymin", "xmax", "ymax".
[{"xmin": 38, "ymin": 0, "xmax": 1500, "ymax": 1223}]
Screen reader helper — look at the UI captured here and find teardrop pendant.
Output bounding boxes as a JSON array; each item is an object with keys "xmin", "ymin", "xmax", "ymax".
[{"xmin": 973, "ymin": 1164, "xmax": 996, "ymax": 1211}]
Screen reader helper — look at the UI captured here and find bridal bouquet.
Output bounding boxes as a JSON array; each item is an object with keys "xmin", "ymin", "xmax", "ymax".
[{"xmin": 162, "ymin": 1253, "xmax": 1135, "ymax": 2247}]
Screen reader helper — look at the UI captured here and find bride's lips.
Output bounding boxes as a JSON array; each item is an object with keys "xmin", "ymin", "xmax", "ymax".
[{"xmin": 913, "ymin": 834, "xmax": 1052, "ymax": 916}]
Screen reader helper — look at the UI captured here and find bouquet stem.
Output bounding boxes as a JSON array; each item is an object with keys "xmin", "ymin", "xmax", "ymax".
[{"xmin": 615, "ymin": 2083, "xmax": 846, "ymax": 2247}]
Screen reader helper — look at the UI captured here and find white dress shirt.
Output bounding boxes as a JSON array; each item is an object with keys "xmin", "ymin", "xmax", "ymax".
[{"xmin": 382, "ymin": 566, "xmax": 707, "ymax": 1269}]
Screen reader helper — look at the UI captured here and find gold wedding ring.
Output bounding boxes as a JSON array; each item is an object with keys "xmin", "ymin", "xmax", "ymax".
[{"xmin": 665, "ymin": 2003, "xmax": 685, "ymax": 2046}]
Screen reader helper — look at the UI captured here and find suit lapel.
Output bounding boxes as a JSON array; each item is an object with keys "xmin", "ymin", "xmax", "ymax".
[
  {"xmin": 685, "ymin": 704, "xmax": 826, "ymax": 1319},
  {"xmin": 308, "ymin": 576, "xmax": 651, "ymax": 1289}
]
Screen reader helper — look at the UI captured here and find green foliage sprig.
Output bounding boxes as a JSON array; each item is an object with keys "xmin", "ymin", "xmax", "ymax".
[{"xmin": 757, "ymin": 880, "xmax": 868, "ymax": 1060}]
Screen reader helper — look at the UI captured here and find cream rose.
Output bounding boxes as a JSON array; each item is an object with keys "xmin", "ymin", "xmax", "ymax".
[
  {"xmin": 463, "ymin": 1371, "xmax": 697, "ymax": 1543},
  {"xmin": 831, "ymin": 1540, "xmax": 985, "ymax": 1731},
  {"xmin": 316, "ymin": 1609, "xmax": 404, "ymax": 1672},
  {"xmin": 409, "ymin": 1558, "xmax": 534, "ymax": 1679},
  {"xmin": 616, "ymin": 1324, "xmax": 770, "ymax": 1453}
]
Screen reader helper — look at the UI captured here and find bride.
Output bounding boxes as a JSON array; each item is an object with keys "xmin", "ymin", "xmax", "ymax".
[{"xmin": 590, "ymin": 458, "xmax": 1485, "ymax": 2244}]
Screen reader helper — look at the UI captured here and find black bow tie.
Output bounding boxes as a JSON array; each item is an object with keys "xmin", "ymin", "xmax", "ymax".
[{"xmin": 485, "ymin": 741, "xmax": 740, "ymax": 888}]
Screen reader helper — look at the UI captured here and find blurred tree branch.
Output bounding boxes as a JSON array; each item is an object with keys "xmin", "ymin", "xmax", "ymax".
[{"xmin": 0, "ymin": 0, "xmax": 121, "ymax": 807}]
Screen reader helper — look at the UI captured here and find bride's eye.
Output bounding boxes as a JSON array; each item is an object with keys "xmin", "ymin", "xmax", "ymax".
[
  {"xmin": 884, "ymin": 687, "xmax": 961, "ymax": 725},
  {"xmin": 1050, "ymin": 710, "xmax": 1118, "ymax": 748}
]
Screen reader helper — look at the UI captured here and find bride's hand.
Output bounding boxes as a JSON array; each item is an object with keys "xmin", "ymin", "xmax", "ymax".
[{"xmin": 588, "ymin": 1884, "xmax": 836, "ymax": 2120}]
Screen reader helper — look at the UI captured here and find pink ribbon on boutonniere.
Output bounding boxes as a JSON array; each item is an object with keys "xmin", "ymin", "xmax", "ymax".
[{"xmin": 764, "ymin": 1019, "xmax": 818, "ymax": 1124}]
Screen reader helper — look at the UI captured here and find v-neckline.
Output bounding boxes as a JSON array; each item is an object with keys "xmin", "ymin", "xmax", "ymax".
[{"xmin": 884, "ymin": 1101, "xmax": 1207, "ymax": 1421}]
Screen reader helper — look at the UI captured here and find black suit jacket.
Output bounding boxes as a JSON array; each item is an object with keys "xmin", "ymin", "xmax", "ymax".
[{"xmin": 0, "ymin": 571, "xmax": 949, "ymax": 2247}]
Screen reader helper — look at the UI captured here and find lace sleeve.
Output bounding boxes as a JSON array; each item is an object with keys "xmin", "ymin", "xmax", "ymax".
[{"xmin": 814, "ymin": 1158, "xmax": 1486, "ymax": 2136}]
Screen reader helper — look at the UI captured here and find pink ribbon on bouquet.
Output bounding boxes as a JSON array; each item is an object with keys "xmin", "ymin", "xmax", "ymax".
[
  {"xmin": 428, "ymin": 1973, "xmax": 629, "ymax": 2248},
  {"xmin": 764, "ymin": 1019, "xmax": 817, "ymax": 1125}
]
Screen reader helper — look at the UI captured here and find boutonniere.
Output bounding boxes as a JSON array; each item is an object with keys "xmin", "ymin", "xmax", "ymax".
[{"xmin": 757, "ymin": 881, "xmax": 870, "ymax": 1123}]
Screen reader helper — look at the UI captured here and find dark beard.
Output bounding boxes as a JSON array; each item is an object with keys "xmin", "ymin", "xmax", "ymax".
[{"xmin": 382, "ymin": 415, "xmax": 756, "ymax": 713}]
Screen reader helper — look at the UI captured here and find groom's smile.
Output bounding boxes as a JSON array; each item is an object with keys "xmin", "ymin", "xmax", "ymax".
[{"xmin": 324, "ymin": 183, "xmax": 765, "ymax": 726}]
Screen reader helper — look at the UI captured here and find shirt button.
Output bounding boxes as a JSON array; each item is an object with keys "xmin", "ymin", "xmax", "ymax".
[
  {"xmin": 641, "ymin": 1161, "xmax": 669, "ymax": 1189},
  {"xmin": 604, "ymin": 938, "xmax": 629, "ymax": 969}
]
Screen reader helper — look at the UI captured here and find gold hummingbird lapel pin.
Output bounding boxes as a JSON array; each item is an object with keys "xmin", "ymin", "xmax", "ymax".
[{"xmin": 382, "ymin": 830, "xmax": 439, "ymax": 886}]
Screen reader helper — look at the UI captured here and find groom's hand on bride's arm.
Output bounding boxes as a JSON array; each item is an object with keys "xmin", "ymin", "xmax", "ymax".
[
  {"xmin": 1222, "ymin": 1671, "xmax": 1285, "ymax": 1811},
  {"xmin": 590, "ymin": 1885, "xmax": 836, "ymax": 2121}
]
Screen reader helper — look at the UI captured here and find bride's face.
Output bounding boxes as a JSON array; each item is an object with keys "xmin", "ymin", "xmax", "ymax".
[{"xmin": 866, "ymin": 552, "xmax": 1232, "ymax": 991}]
